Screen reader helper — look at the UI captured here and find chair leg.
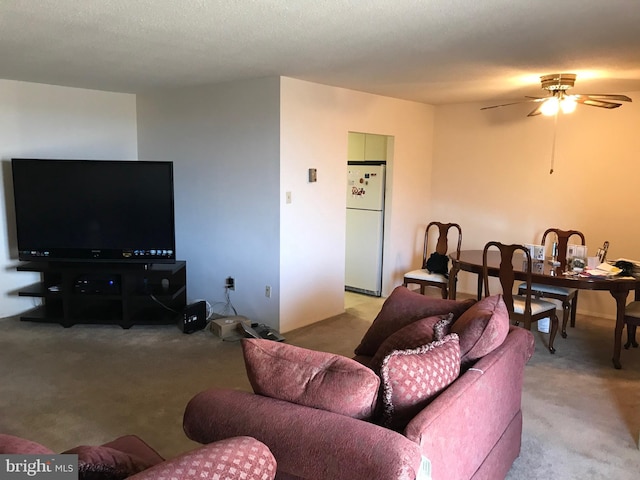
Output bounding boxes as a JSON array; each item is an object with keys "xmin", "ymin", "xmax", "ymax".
[
  {"xmin": 440, "ymin": 285, "xmax": 448, "ymax": 299},
  {"xmin": 561, "ymin": 300, "xmax": 571, "ymax": 338},
  {"xmin": 570, "ymin": 293, "xmax": 578, "ymax": 328},
  {"xmin": 547, "ymin": 312, "xmax": 558, "ymax": 354},
  {"xmin": 625, "ymin": 324, "xmax": 638, "ymax": 349}
]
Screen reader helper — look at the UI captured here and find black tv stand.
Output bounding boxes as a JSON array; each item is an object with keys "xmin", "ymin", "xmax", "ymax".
[{"xmin": 16, "ymin": 261, "xmax": 187, "ymax": 328}]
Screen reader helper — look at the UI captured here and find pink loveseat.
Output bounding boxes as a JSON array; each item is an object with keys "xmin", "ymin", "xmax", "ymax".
[{"xmin": 184, "ymin": 287, "xmax": 535, "ymax": 480}]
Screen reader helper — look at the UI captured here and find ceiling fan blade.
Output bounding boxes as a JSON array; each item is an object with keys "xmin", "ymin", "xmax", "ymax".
[
  {"xmin": 480, "ymin": 97, "xmax": 545, "ymax": 110},
  {"xmin": 574, "ymin": 97, "xmax": 622, "ymax": 109},
  {"xmin": 527, "ymin": 103, "xmax": 545, "ymax": 117},
  {"xmin": 574, "ymin": 94, "xmax": 632, "ymax": 102}
]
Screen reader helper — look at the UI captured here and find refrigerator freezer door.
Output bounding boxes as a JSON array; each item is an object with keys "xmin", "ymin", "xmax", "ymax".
[
  {"xmin": 345, "ymin": 208, "xmax": 384, "ymax": 296},
  {"xmin": 346, "ymin": 164, "xmax": 385, "ymax": 211}
]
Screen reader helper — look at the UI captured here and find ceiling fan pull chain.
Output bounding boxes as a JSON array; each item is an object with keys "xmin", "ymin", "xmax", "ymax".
[{"xmin": 549, "ymin": 110, "xmax": 559, "ymax": 174}]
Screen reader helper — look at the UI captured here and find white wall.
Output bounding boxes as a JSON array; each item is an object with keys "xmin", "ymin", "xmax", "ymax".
[
  {"xmin": 136, "ymin": 78, "xmax": 282, "ymax": 328},
  {"xmin": 431, "ymin": 93, "xmax": 640, "ymax": 319},
  {"xmin": 0, "ymin": 80, "xmax": 137, "ymax": 318},
  {"xmin": 279, "ymin": 78, "xmax": 434, "ymax": 332},
  {"xmin": 136, "ymin": 77, "xmax": 434, "ymax": 334}
]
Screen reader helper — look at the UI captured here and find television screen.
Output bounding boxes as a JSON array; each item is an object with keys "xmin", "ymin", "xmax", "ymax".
[{"xmin": 11, "ymin": 159, "xmax": 176, "ymax": 263}]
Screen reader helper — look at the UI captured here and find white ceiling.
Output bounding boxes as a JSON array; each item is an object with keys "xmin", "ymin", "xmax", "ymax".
[{"xmin": 2, "ymin": 0, "xmax": 640, "ymax": 105}]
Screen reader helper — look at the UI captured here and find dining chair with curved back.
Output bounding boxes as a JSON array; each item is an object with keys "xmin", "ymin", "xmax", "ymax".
[
  {"xmin": 517, "ymin": 228, "xmax": 585, "ymax": 338},
  {"xmin": 403, "ymin": 222, "xmax": 462, "ymax": 299},
  {"xmin": 484, "ymin": 241, "xmax": 559, "ymax": 353}
]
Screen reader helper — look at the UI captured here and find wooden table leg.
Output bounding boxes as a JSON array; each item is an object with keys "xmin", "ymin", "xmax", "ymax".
[
  {"xmin": 448, "ymin": 263, "xmax": 459, "ymax": 300},
  {"xmin": 610, "ymin": 288, "xmax": 630, "ymax": 369}
]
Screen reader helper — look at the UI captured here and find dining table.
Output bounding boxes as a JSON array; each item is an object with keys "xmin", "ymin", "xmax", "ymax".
[{"xmin": 448, "ymin": 249, "xmax": 640, "ymax": 369}]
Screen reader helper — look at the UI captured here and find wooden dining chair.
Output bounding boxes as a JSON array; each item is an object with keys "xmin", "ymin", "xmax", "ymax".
[
  {"xmin": 517, "ymin": 228, "xmax": 585, "ymax": 337},
  {"xmin": 623, "ymin": 301, "xmax": 640, "ymax": 349},
  {"xmin": 484, "ymin": 241, "xmax": 559, "ymax": 353},
  {"xmin": 403, "ymin": 222, "xmax": 462, "ymax": 299}
]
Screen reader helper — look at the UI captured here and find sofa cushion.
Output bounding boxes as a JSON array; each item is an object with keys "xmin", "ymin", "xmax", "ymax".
[
  {"xmin": 451, "ymin": 294, "xmax": 510, "ymax": 366},
  {"xmin": 354, "ymin": 286, "xmax": 476, "ymax": 357},
  {"xmin": 242, "ymin": 338, "xmax": 380, "ymax": 420},
  {"xmin": 378, "ymin": 333, "xmax": 461, "ymax": 431},
  {"xmin": 369, "ymin": 315, "xmax": 443, "ymax": 373},
  {"xmin": 63, "ymin": 435, "xmax": 164, "ymax": 480},
  {"xmin": 0, "ymin": 434, "xmax": 54, "ymax": 454}
]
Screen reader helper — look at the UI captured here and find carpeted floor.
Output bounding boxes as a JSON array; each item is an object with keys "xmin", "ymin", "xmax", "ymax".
[{"xmin": 0, "ymin": 291, "xmax": 638, "ymax": 479}]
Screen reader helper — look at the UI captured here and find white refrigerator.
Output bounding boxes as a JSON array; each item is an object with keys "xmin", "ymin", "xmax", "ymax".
[{"xmin": 345, "ymin": 162, "xmax": 386, "ymax": 296}]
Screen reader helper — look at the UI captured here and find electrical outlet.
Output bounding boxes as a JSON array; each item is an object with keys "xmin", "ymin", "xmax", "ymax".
[
  {"xmin": 265, "ymin": 285, "xmax": 271, "ymax": 298},
  {"xmin": 226, "ymin": 277, "xmax": 235, "ymax": 290}
]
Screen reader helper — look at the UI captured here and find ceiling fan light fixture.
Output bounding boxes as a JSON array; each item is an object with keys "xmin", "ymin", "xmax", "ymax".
[
  {"xmin": 480, "ymin": 72, "xmax": 631, "ymax": 117},
  {"xmin": 540, "ymin": 73, "xmax": 576, "ymax": 92},
  {"xmin": 541, "ymin": 97, "xmax": 559, "ymax": 116},
  {"xmin": 560, "ymin": 96, "xmax": 577, "ymax": 114}
]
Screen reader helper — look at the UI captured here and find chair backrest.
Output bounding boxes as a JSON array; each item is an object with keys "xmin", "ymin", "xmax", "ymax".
[
  {"xmin": 541, "ymin": 228, "xmax": 585, "ymax": 269},
  {"xmin": 421, "ymin": 222, "xmax": 462, "ymax": 268},
  {"xmin": 483, "ymin": 241, "xmax": 534, "ymax": 321}
]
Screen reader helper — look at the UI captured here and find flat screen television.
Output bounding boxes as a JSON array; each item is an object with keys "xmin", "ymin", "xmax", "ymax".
[{"xmin": 11, "ymin": 158, "xmax": 176, "ymax": 264}]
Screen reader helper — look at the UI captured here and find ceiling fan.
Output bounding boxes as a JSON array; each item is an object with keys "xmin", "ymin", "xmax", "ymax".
[{"xmin": 481, "ymin": 73, "xmax": 632, "ymax": 117}]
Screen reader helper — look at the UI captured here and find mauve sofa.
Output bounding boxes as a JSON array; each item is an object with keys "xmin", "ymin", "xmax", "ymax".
[
  {"xmin": 0, "ymin": 433, "xmax": 277, "ymax": 480},
  {"xmin": 184, "ymin": 287, "xmax": 536, "ymax": 480}
]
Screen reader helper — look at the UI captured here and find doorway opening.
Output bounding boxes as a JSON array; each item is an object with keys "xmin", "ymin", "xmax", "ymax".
[{"xmin": 345, "ymin": 132, "xmax": 394, "ymax": 297}]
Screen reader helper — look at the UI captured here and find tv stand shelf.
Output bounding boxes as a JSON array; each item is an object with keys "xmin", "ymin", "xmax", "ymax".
[{"xmin": 17, "ymin": 261, "xmax": 187, "ymax": 328}]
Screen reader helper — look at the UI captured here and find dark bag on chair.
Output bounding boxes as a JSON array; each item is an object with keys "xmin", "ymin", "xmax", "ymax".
[{"xmin": 426, "ymin": 252, "xmax": 449, "ymax": 278}]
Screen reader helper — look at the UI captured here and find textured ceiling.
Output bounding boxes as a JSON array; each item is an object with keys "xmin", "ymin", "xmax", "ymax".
[{"xmin": 2, "ymin": 0, "xmax": 640, "ymax": 105}]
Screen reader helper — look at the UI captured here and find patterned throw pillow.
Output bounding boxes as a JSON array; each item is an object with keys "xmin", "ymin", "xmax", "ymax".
[
  {"xmin": 127, "ymin": 436, "xmax": 277, "ymax": 480},
  {"xmin": 62, "ymin": 446, "xmax": 159, "ymax": 480},
  {"xmin": 242, "ymin": 338, "xmax": 380, "ymax": 419},
  {"xmin": 433, "ymin": 312, "xmax": 455, "ymax": 341},
  {"xmin": 62, "ymin": 435, "xmax": 164, "ymax": 480},
  {"xmin": 378, "ymin": 334, "xmax": 461, "ymax": 431},
  {"xmin": 369, "ymin": 315, "xmax": 446, "ymax": 373},
  {"xmin": 354, "ymin": 286, "xmax": 476, "ymax": 357}
]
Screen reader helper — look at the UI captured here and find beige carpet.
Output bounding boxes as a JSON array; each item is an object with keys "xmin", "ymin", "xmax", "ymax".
[{"xmin": 1, "ymin": 291, "xmax": 638, "ymax": 479}]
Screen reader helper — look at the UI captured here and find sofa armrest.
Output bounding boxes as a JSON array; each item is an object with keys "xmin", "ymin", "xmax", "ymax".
[
  {"xmin": 184, "ymin": 389, "xmax": 422, "ymax": 480},
  {"xmin": 127, "ymin": 436, "xmax": 277, "ymax": 480},
  {"xmin": 404, "ymin": 326, "xmax": 535, "ymax": 480}
]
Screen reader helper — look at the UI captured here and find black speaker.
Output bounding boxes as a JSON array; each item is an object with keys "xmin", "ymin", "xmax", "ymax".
[{"xmin": 180, "ymin": 301, "xmax": 207, "ymax": 333}]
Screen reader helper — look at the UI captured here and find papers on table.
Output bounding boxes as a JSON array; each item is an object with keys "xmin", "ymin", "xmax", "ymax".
[{"xmin": 582, "ymin": 262, "xmax": 622, "ymax": 278}]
